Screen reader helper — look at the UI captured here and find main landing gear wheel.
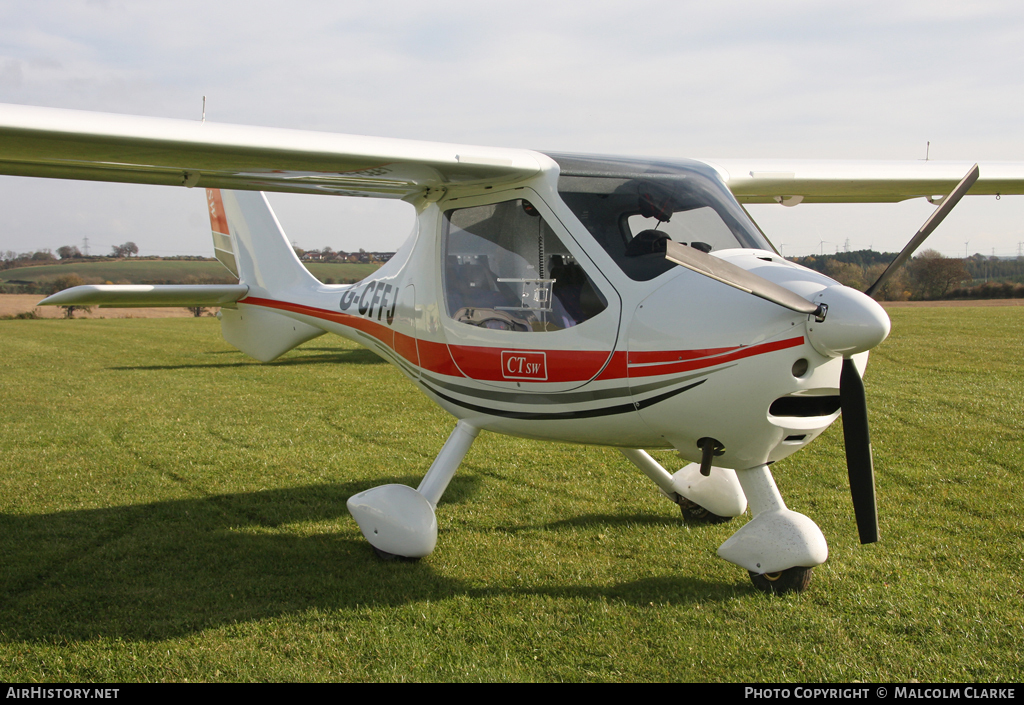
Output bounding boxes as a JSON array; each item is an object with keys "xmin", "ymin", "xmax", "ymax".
[
  {"xmin": 677, "ymin": 496, "xmax": 733, "ymax": 525},
  {"xmin": 748, "ymin": 566, "xmax": 813, "ymax": 595}
]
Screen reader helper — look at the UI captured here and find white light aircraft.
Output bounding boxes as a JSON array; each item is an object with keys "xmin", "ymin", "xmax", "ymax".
[{"xmin": 4, "ymin": 103, "xmax": 1023, "ymax": 594}]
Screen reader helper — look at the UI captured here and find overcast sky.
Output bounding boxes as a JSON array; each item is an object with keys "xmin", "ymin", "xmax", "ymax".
[{"xmin": 2, "ymin": 1, "xmax": 1024, "ymax": 259}]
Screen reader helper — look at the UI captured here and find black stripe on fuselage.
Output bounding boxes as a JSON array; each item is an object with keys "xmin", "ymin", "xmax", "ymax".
[
  {"xmin": 425, "ymin": 379, "xmax": 706, "ymax": 421},
  {"xmin": 416, "ymin": 365, "xmax": 731, "ymax": 407}
]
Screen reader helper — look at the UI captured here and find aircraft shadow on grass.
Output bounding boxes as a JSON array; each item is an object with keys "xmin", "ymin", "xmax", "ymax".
[{"xmin": 0, "ymin": 477, "xmax": 735, "ymax": 642}]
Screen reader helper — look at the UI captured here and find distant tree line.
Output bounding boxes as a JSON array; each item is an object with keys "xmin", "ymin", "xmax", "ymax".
[
  {"xmin": 790, "ymin": 249, "xmax": 1024, "ymax": 301},
  {"xmin": 2, "ymin": 248, "xmax": 61, "ymax": 269},
  {"xmin": 7, "ymin": 244, "xmax": 1022, "ymax": 302},
  {"xmin": 2, "ymin": 241, "xmax": 144, "ymax": 271},
  {"xmin": 962, "ymin": 253, "xmax": 1024, "ymax": 282}
]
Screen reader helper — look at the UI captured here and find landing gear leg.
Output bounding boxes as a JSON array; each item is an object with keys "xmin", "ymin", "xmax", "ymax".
[
  {"xmin": 347, "ymin": 420, "xmax": 479, "ymax": 559},
  {"xmin": 619, "ymin": 449, "xmax": 747, "ymax": 522},
  {"xmin": 717, "ymin": 464, "xmax": 827, "ymax": 594}
]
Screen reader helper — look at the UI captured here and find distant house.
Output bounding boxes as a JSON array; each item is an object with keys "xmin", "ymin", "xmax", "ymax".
[{"xmin": 303, "ymin": 250, "xmax": 394, "ymax": 264}]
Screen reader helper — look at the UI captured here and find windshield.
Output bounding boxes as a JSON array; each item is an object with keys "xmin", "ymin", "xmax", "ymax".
[{"xmin": 547, "ymin": 154, "xmax": 774, "ymax": 281}]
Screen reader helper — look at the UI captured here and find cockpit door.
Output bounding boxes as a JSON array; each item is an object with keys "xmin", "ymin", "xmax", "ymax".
[{"xmin": 438, "ymin": 189, "xmax": 621, "ymax": 393}]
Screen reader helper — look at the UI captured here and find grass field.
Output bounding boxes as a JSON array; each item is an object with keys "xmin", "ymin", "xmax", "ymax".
[
  {"xmin": 0, "ymin": 309, "xmax": 1021, "ymax": 682},
  {"xmin": 0, "ymin": 259, "xmax": 379, "ymax": 285}
]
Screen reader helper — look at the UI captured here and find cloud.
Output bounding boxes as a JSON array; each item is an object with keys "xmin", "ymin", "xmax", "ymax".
[{"xmin": 0, "ymin": 1, "xmax": 1022, "ymax": 256}]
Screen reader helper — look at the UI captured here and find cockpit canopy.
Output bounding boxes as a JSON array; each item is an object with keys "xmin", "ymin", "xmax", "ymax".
[{"xmin": 547, "ymin": 153, "xmax": 775, "ymax": 281}]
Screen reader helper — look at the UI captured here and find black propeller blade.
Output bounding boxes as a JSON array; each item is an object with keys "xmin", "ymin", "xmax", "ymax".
[
  {"xmin": 842, "ymin": 163, "xmax": 979, "ymax": 543},
  {"xmin": 839, "ymin": 357, "xmax": 879, "ymax": 544}
]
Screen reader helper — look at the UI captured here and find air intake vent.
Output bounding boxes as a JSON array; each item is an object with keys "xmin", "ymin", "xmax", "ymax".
[{"xmin": 770, "ymin": 395, "xmax": 841, "ymax": 418}]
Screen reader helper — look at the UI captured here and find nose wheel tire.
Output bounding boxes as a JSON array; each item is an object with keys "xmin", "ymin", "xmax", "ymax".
[
  {"xmin": 373, "ymin": 547, "xmax": 421, "ymax": 563},
  {"xmin": 677, "ymin": 496, "xmax": 733, "ymax": 525},
  {"xmin": 749, "ymin": 566, "xmax": 813, "ymax": 595}
]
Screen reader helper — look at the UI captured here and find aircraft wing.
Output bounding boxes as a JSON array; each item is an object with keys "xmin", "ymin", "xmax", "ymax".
[
  {"xmin": 698, "ymin": 158, "xmax": 1024, "ymax": 204},
  {"xmin": 0, "ymin": 103, "xmax": 544, "ymax": 199},
  {"xmin": 4, "ymin": 103, "xmax": 1024, "ymax": 206}
]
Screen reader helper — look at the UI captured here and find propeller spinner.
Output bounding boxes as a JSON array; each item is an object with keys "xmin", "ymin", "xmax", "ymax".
[{"xmin": 664, "ymin": 164, "xmax": 980, "ymax": 545}]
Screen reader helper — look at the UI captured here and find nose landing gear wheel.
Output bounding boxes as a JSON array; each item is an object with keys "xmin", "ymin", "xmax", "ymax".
[
  {"xmin": 749, "ymin": 566, "xmax": 813, "ymax": 595},
  {"xmin": 373, "ymin": 547, "xmax": 421, "ymax": 563},
  {"xmin": 677, "ymin": 496, "xmax": 733, "ymax": 524}
]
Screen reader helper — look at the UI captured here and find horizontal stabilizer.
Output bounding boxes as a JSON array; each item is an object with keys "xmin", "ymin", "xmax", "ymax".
[{"xmin": 39, "ymin": 284, "xmax": 249, "ymax": 308}]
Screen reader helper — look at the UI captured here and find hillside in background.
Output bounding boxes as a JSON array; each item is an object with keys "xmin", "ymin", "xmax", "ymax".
[{"xmin": 0, "ymin": 258, "xmax": 381, "ymax": 294}]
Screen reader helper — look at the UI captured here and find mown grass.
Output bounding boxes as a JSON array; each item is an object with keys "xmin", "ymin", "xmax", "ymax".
[{"xmin": 0, "ymin": 309, "xmax": 1021, "ymax": 682}]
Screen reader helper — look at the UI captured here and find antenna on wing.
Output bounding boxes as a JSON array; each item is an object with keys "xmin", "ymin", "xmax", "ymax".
[{"xmin": 201, "ymin": 96, "xmax": 206, "ymax": 123}]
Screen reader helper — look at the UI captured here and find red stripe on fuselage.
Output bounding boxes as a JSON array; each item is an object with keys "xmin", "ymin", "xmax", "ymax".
[
  {"xmin": 596, "ymin": 351, "xmax": 629, "ymax": 381},
  {"xmin": 239, "ymin": 296, "xmax": 465, "ymax": 377},
  {"xmin": 238, "ymin": 296, "xmax": 803, "ymax": 382},
  {"xmin": 627, "ymin": 345, "xmax": 740, "ymax": 365},
  {"xmin": 419, "ymin": 339, "xmax": 464, "ymax": 377},
  {"xmin": 242, "ymin": 295, "xmax": 393, "ymax": 341},
  {"xmin": 448, "ymin": 345, "xmax": 610, "ymax": 383},
  {"xmin": 624, "ymin": 336, "xmax": 805, "ymax": 378}
]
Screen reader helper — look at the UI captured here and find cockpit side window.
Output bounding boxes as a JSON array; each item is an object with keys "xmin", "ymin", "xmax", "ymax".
[
  {"xmin": 443, "ymin": 199, "xmax": 607, "ymax": 332},
  {"xmin": 549, "ymin": 155, "xmax": 773, "ymax": 282}
]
